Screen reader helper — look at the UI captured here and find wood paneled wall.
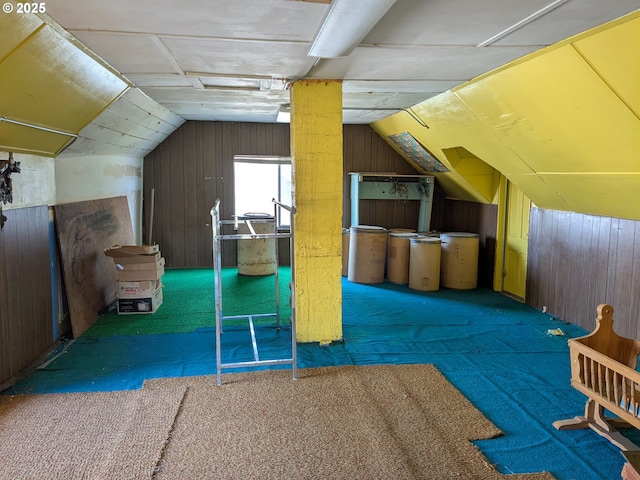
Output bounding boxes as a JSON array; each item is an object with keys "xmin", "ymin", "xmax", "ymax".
[
  {"xmin": 432, "ymin": 197, "xmax": 498, "ymax": 288},
  {"xmin": 143, "ymin": 121, "xmax": 498, "ymax": 287},
  {"xmin": 527, "ymin": 208, "xmax": 640, "ymax": 338},
  {"xmin": 143, "ymin": 122, "xmax": 291, "ymax": 267},
  {"xmin": 0, "ymin": 205, "xmax": 53, "ymax": 386},
  {"xmin": 342, "ymin": 125, "xmax": 422, "ymax": 230},
  {"xmin": 144, "ymin": 122, "xmax": 423, "ymax": 267}
]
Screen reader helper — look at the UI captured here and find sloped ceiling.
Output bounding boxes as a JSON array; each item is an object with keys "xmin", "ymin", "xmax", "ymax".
[
  {"xmin": 0, "ymin": 11, "xmax": 130, "ymax": 157},
  {"xmin": 60, "ymin": 88, "xmax": 185, "ymax": 159},
  {"xmin": 43, "ymin": 0, "xmax": 640, "ymax": 124},
  {"xmin": 372, "ymin": 10, "xmax": 640, "ymax": 221}
]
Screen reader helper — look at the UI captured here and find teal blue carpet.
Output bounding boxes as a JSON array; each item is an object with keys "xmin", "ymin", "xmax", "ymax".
[{"xmin": 3, "ymin": 268, "xmax": 630, "ymax": 479}]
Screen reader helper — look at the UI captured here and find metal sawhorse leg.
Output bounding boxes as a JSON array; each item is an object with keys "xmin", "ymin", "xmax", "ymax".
[{"xmin": 210, "ymin": 199, "xmax": 297, "ymax": 386}]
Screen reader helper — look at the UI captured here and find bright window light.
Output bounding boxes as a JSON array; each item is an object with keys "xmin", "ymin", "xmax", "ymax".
[{"xmin": 234, "ymin": 156, "xmax": 292, "ymax": 228}]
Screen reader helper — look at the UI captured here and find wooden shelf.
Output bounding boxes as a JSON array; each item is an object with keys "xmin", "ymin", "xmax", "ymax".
[{"xmin": 349, "ymin": 172, "xmax": 434, "ymax": 231}]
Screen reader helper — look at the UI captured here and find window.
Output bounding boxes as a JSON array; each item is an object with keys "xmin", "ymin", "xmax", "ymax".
[{"xmin": 233, "ymin": 155, "xmax": 292, "ymax": 228}]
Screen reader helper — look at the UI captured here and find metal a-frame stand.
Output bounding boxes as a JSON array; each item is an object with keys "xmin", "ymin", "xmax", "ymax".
[{"xmin": 210, "ymin": 199, "xmax": 297, "ymax": 386}]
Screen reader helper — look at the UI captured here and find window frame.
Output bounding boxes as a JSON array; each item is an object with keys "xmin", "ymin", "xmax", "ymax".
[{"xmin": 233, "ymin": 155, "xmax": 292, "ymax": 229}]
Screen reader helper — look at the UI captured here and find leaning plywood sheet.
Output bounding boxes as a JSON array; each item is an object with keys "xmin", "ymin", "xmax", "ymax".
[{"xmin": 55, "ymin": 197, "xmax": 134, "ymax": 337}]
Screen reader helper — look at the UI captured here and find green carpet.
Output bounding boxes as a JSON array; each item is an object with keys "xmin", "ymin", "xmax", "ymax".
[{"xmin": 84, "ymin": 268, "xmax": 292, "ymax": 337}]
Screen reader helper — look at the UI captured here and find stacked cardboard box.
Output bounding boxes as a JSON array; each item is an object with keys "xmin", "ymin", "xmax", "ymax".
[{"xmin": 104, "ymin": 245, "xmax": 164, "ymax": 314}]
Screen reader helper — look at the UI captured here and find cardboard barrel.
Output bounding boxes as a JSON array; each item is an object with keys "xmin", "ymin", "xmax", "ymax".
[
  {"xmin": 342, "ymin": 228, "xmax": 350, "ymax": 277},
  {"xmin": 348, "ymin": 225, "xmax": 388, "ymax": 284},
  {"xmin": 409, "ymin": 236, "xmax": 442, "ymax": 291},
  {"xmin": 440, "ymin": 232, "xmax": 479, "ymax": 289},
  {"xmin": 237, "ymin": 213, "xmax": 276, "ymax": 276},
  {"xmin": 387, "ymin": 232, "xmax": 418, "ymax": 284}
]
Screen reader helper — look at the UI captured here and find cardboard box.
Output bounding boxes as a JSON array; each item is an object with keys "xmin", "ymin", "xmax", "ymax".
[
  {"xmin": 115, "ymin": 257, "xmax": 165, "ymax": 271},
  {"xmin": 117, "ymin": 264, "xmax": 164, "ymax": 282},
  {"xmin": 104, "ymin": 244, "xmax": 160, "ymax": 257},
  {"xmin": 117, "ymin": 287, "xmax": 163, "ymax": 314},
  {"xmin": 112, "ymin": 252, "xmax": 162, "ymax": 265},
  {"xmin": 117, "ymin": 279, "xmax": 162, "ymax": 299}
]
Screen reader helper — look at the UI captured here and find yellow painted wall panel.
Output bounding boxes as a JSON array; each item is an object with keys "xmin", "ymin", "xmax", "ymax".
[
  {"xmin": 573, "ymin": 16, "xmax": 640, "ymax": 117},
  {"xmin": 461, "ymin": 173, "xmax": 499, "ymax": 202},
  {"xmin": 433, "ymin": 174, "xmax": 488, "ymax": 203},
  {"xmin": 441, "ymin": 147, "xmax": 500, "ymax": 201}
]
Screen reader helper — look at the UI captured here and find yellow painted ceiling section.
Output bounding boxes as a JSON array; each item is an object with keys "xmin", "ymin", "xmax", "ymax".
[
  {"xmin": 573, "ymin": 16, "xmax": 640, "ymax": 118},
  {"xmin": 1, "ymin": 25, "xmax": 129, "ymax": 132},
  {"xmin": 372, "ymin": 10, "xmax": 640, "ymax": 220},
  {"xmin": 511, "ymin": 172, "xmax": 640, "ymax": 219},
  {"xmin": 371, "ymin": 90, "xmax": 536, "ymax": 204},
  {"xmin": 0, "ymin": 11, "xmax": 43, "ymax": 60},
  {"xmin": 441, "ymin": 147, "xmax": 501, "ymax": 203},
  {"xmin": 455, "ymin": 44, "xmax": 640, "ymax": 174},
  {"xmin": 0, "ymin": 13, "xmax": 130, "ymax": 156},
  {"xmin": 372, "ymin": 105, "xmax": 494, "ymax": 203},
  {"xmin": 503, "ymin": 174, "xmax": 569, "ymax": 212},
  {"xmin": 0, "ymin": 121, "xmax": 72, "ymax": 157}
]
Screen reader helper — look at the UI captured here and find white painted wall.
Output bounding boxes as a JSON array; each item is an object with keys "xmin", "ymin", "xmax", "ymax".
[
  {"xmin": 2, "ymin": 153, "xmax": 56, "ymax": 209},
  {"xmin": 54, "ymin": 154, "xmax": 144, "ymax": 243},
  {"xmin": 2, "ymin": 152, "xmax": 144, "ymax": 242}
]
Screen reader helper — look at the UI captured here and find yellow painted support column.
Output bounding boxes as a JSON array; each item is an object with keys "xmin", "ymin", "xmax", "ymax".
[{"xmin": 290, "ymin": 80, "xmax": 343, "ymax": 344}]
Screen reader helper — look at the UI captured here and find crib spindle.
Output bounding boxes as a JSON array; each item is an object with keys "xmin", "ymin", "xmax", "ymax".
[
  {"xmin": 554, "ymin": 304, "xmax": 640, "ymax": 451},
  {"xmin": 580, "ymin": 354, "xmax": 588, "ymax": 388},
  {"xmin": 621, "ymin": 375, "xmax": 629, "ymax": 412},
  {"xmin": 598, "ymin": 363, "xmax": 605, "ymax": 396}
]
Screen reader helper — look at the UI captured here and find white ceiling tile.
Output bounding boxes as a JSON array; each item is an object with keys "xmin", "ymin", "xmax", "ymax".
[
  {"xmin": 70, "ymin": 32, "xmax": 182, "ymax": 74},
  {"xmin": 44, "ymin": 0, "xmax": 640, "ymax": 126},
  {"xmin": 309, "ymin": 45, "xmax": 538, "ymax": 81}
]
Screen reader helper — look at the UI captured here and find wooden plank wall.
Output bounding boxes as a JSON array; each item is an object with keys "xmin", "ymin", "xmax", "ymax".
[
  {"xmin": 527, "ymin": 208, "xmax": 640, "ymax": 338},
  {"xmin": 143, "ymin": 122, "xmax": 291, "ymax": 267},
  {"xmin": 143, "ymin": 121, "xmax": 498, "ymax": 286},
  {"xmin": 143, "ymin": 122, "xmax": 424, "ymax": 267},
  {"xmin": 342, "ymin": 125, "xmax": 422, "ymax": 230},
  {"xmin": 0, "ymin": 205, "xmax": 52, "ymax": 386},
  {"xmin": 431, "ymin": 198, "xmax": 498, "ymax": 288}
]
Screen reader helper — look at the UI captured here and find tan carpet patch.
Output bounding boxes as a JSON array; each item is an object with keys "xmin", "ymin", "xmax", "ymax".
[
  {"xmin": 150, "ymin": 365, "xmax": 554, "ymax": 480},
  {"xmin": 0, "ymin": 365, "xmax": 554, "ymax": 480}
]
